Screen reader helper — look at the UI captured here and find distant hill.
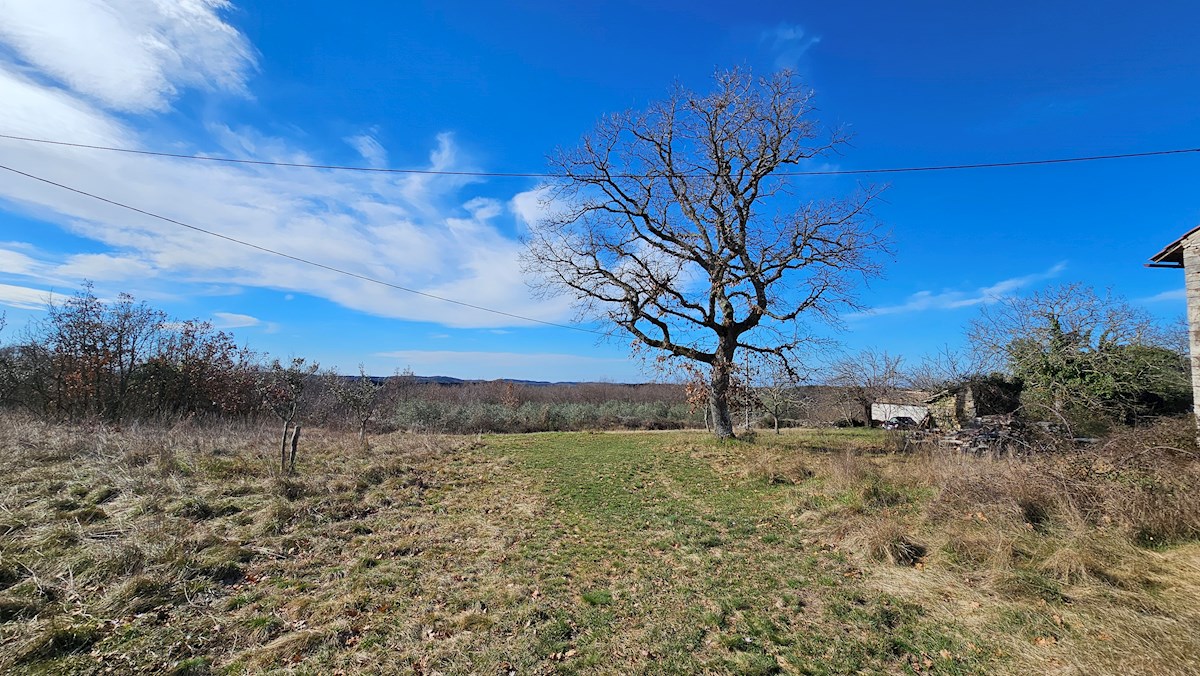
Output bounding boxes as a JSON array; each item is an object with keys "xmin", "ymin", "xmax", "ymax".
[{"xmin": 340, "ymin": 374, "xmax": 627, "ymax": 387}]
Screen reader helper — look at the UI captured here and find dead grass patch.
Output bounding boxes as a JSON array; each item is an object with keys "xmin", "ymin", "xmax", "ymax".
[
  {"xmin": 717, "ymin": 422, "xmax": 1200, "ymax": 675},
  {"xmin": 854, "ymin": 519, "xmax": 927, "ymax": 566},
  {"xmin": 743, "ymin": 447, "xmax": 813, "ymax": 485},
  {"xmin": 2, "ymin": 416, "xmax": 1198, "ymax": 674}
]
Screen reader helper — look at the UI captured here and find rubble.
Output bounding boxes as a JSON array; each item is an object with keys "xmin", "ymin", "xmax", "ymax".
[{"xmin": 936, "ymin": 414, "xmax": 1025, "ymax": 457}]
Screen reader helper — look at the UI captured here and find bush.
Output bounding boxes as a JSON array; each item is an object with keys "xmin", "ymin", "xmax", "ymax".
[{"xmin": 388, "ymin": 398, "xmax": 699, "ymax": 434}]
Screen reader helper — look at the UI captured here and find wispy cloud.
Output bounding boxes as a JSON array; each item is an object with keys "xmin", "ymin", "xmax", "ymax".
[
  {"xmin": 346, "ymin": 133, "xmax": 387, "ymax": 168},
  {"xmin": 762, "ymin": 23, "xmax": 821, "ymax": 71},
  {"xmin": 0, "ymin": 247, "xmax": 42, "ymax": 275},
  {"xmin": 0, "ymin": 1, "xmax": 574, "ymax": 330},
  {"xmin": 1141, "ymin": 288, "xmax": 1186, "ymax": 303},
  {"xmin": 212, "ymin": 311, "xmax": 261, "ymax": 329},
  {"xmin": 850, "ymin": 262, "xmax": 1067, "ymax": 319},
  {"xmin": 0, "ymin": 282, "xmax": 68, "ymax": 310},
  {"xmin": 58, "ymin": 253, "xmax": 156, "ymax": 281},
  {"xmin": 0, "ymin": 0, "xmax": 256, "ymax": 112}
]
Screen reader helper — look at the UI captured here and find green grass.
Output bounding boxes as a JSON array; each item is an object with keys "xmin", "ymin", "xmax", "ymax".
[{"xmin": 482, "ymin": 431, "xmax": 985, "ymax": 674}]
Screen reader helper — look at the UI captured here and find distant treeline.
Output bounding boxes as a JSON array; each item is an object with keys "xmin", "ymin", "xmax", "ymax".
[{"xmin": 0, "ymin": 284, "xmax": 737, "ymax": 433}]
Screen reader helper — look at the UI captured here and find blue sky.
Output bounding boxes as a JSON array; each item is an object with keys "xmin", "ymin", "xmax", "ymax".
[{"xmin": 0, "ymin": 1, "xmax": 1197, "ymax": 382}]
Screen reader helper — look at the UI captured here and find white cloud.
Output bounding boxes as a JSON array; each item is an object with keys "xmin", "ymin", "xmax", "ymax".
[
  {"xmin": 57, "ymin": 253, "xmax": 156, "ymax": 281},
  {"xmin": 511, "ymin": 185, "xmax": 580, "ymax": 234},
  {"xmin": 212, "ymin": 311, "xmax": 261, "ymax": 328},
  {"xmin": 851, "ymin": 262, "xmax": 1067, "ymax": 319},
  {"xmin": 0, "ymin": 2, "xmax": 575, "ymax": 330},
  {"xmin": 510, "ymin": 186, "xmax": 551, "ymax": 228},
  {"xmin": 0, "ymin": 0, "xmax": 255, "ymax": 112},
  {"xmin": 0, "ymin": 247, "xmax": 41, "ymax": 275},
  {"xmin": 0, "ymin": 282, "xmax": 68, "ymax": 310}
]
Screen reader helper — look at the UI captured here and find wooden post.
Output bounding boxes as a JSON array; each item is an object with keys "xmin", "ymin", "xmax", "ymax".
[
  {"xmin": 1183, "ymin": 237, "xmax": 1200, "ymax": 442},
  {"xmin": 289, "ymin": 425, "xmax": 301, "ymax": 473},
  {"xmin": 279, "ymin": 421, "xmax": 290, "ymax": 473}
]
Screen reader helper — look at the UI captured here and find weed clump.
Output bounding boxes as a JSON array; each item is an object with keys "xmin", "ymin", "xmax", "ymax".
[
  {"xmin": 0, "ymin": 595, "xmax": 42, "ymax": 622},
  {"xmin": 14, "ymin": 621, "xmax": 104, "ymax": 663},
  {"xmin": 104, "ymin": 574, "xmax": 177, "ymax": 614},
  {"xmin": 61, "ymin": 505, "xmax": 109, "ymax": 524},
  {"xmin": 581, "ymin": 589, "xmax": 613, "ymax": 606},
  {"xmin": 168, "ymin": 657, "xmax": 213, "ymax": 675},
  {"xmin": 859, "ymin": 521, "xmax": 927, "ymax": 566},
  {"xmin": 746, "ymin": 449, "xmax": 813, "ymax": 485}
]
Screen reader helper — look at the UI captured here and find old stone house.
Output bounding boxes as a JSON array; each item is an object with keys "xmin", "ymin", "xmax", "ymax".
[{"xmin": 924, "ymin": 377, "xmax": 1022, "ymax": 429}]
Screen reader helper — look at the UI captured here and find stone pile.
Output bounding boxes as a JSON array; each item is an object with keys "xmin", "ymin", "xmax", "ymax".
[{"xmin": 937, "ymin": 414, "xmax": 1024, "ymax": 457}]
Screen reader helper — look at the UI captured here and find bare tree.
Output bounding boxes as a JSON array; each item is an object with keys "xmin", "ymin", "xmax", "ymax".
[
  {"xmin": 522, "ymin": 69, "xmax": 888, "ymax": 439},
  {"xmin": 908, "ymin": 344, "xmax": 981, "ymax": 392},
  {"xmin": 332, "ymin": 364, "xmax": 385, "ymax": 444},
  {"xmin": 753, "ymin": 361, "xmax": 808, "ymax": 434},
  {"xmin": 828, "ymin": 349, "xmax": 905, "ymax": 427},
  {"xmin": 260, "ymin": 357, "xmax": 320, "ymax": 473}
]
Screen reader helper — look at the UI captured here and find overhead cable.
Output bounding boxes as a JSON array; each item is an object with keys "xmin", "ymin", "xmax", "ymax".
[
  {"xmin": 1, "ymin": 132, "xmax": 1197, "ymax": 178},
  {"xmin": 0, "ymin": 163, "xmax": 606, "ymax": 336}
]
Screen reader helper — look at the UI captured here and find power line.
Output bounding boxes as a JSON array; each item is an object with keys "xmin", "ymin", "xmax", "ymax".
[
  {"xmin": 0, "ymin": 162, "xmax": 606, "ymax": 336},
  {"xmin": 0, "ymin": 133, "xmax": 549, "ymax": 177},
  {"xmin": 1, "ymin": 132, "xmax": 1198, "ymax": 178}
]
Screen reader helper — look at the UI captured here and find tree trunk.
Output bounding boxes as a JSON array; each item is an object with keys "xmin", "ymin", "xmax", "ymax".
[
  {"xmin": 709, "ymin": 394, "xmax": 735, "ymax": 439},
  {"xmin": 863, "ymin": 401, "xmax": 873, "ymax": 428},
  {"xmin": 709, "ymin": 360, "xmax": 736, "ymax": 439}
]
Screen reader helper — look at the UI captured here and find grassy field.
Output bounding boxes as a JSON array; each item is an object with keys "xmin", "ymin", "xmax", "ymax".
[{"xmin": 1, "ymin": 415, "xmax": 1198, "ymax": 674}]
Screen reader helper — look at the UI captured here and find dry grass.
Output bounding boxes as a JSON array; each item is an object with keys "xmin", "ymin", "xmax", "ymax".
[
  {"xmin": 0, "ymin": 413, "xmax": 543, "ymax": 674},
  {"xmin": 2, "ymin": 415, "xmax": 1199, "ymax": 674},
  {"xmin": 853, "ymin": 519, "xmax": 927, "ymax": 567},
  {"xmin": 735, "ymin": 420, "xmax": 1200, "ymax": 676},
  {"xmin": 742, "ymin": 447, "xmax": 813, "ymax": 485}
]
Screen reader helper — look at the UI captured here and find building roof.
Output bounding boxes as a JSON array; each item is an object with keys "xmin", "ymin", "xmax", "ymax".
[
  {"xmin": 1147, "ymin": 224, "xmax": 1200, "ymax": 268},
  {"xmin": 924, "ymin": 388, "xmax": 958, "ymax": 404},
  {"xmin": 874, "ymin": 389, "xmax": 934, "ymax": 406}
]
